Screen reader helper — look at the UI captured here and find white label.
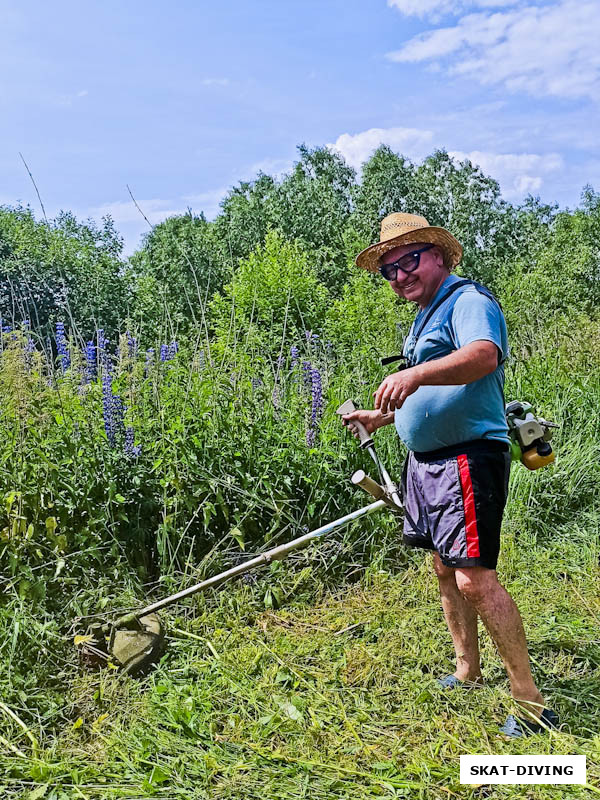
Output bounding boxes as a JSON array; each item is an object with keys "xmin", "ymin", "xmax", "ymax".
[{"xmin": 460, "ymin": 755, "xmax": 586, "ymax": 785}]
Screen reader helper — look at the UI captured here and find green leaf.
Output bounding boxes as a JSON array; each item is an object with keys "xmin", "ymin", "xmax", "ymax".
[
  {"xmin": 45, "ymin": 517, "xmax": 57, "ymax": 535},
  {"xmin": 148, "ymin": 765, "xmax": 170, "ymax": 785},
  {"xmin": 28, "ymin": 785, "xmax": 49, "ymax": 800},
  {"xmin": 230, "ymin": 526, "xmax": 245, "ymax": 550},
  {"xmin": 274, "ymin": 695, "xmax": 303, "ymax": 722}
]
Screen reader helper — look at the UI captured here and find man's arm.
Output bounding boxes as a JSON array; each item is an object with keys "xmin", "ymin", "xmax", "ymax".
[{"xmin": 374, "ymin": 339, "xmax": 498, "ymax": 415}]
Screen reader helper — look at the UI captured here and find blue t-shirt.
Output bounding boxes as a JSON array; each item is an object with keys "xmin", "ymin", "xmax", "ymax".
[{"xmin": 394, "ymin": 274, "xmax": 510, "ymax": 453}]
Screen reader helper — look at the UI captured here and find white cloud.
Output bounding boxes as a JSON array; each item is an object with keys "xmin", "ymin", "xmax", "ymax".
[
  {"xmin": 51, "ymin": 89, "xmax": 89, "ymax": 108},
  {"xmin": 387, "ymin": 0, "xmax": 517, "ymax": 19},
  {"xmin": 327, "ymin": 126, "xmax": 435, "ymax": 170},
  {"xmin": 449, "ymin": 149, "xmax": 564, "ymax": 198},
  {"xmin": 201, "ymin": 77, "xmax": 229, "ymax": 86},
  {"xmin": 182, "ymin": 188, "xmax": 228, "ymax": 218},
  {"xmin": 83, "ymin": 190, "xmax": 227, "ymax": 256},
  {"xmin": 327, "ymin": 123, "xmax": 564, "ymax": 199},
  {"xmin": 387, "ymin": 0, "xmax": 600, "ymax": 100},
  {"xmin": 90, "ymin": 186, "xmax": 230, "ymax": 228}
]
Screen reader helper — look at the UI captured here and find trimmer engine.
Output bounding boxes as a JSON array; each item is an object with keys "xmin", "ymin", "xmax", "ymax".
[{"xmin": 505, "ymin": 401, "xmax": 557, "ymax": 470}]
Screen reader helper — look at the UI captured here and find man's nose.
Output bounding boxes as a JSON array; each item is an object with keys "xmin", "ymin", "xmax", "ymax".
[{"xmin": 391, "ymin": 270, "xmax": 411, "ymax": 286}]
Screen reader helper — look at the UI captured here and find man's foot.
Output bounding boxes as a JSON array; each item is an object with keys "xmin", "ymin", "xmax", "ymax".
[
  {"xmin": 436, "ymin": 673, "xmax": 483, "ymax": 689},
  {"xmin": 500, "ymin": 708, "xmax": 560, "ymax": 738}
]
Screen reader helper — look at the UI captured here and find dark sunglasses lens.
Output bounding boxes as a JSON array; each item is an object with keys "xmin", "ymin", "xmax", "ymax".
[
  {"xmin": 400, "ymin": 253, "xmax": 420, "ymax": 273},
  {"xmin": 381, "ymin": 246, "xmax": 432, "ymax": 280},
  {"xmin": 380, "ymin": 263, "xmax": 396, "ymax": 281}
]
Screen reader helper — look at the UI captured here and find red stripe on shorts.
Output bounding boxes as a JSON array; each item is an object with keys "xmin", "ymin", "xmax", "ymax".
[{"xmin": 457, "ymin": 454, "xmax": 480, "ymax": 557}]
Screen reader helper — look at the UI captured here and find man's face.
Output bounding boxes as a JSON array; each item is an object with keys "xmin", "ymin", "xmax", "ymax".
[{"xmin": 380, "ymin": 243, "xmax": 447, "ymax": 309}]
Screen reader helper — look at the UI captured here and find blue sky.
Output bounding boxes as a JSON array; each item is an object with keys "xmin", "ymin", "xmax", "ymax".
[{"xmin": 2, "ymin": 0, "xmax": 598, "ymax": 253}]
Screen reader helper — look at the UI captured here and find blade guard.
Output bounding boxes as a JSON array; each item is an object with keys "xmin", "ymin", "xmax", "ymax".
[{"xmin": 108, "ymin": 613, "xmax": 165, "ymax": 675}]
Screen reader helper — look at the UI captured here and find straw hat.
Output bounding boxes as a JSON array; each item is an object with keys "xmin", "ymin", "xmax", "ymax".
[{"xmin": 355, "ymin": 212, "xmax": 463, "ymax": 272}]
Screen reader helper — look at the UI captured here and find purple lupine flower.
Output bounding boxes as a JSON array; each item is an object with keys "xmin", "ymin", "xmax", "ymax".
[
  {"xmin": 301, "ymin": 360, "xmax": 312, "ymax": 390},
  {"xmin": 98, "ymin": 331, "xmax": 124, "ymax": 447},
  {"xmin": 126, "ymin": 331, "xmax": 138, "ymax": 360},
  {"xmin": 97, "ymin": 329, "xmax": 106, "ymax": 352},
  {"xmin": 24, "ymin": 337, "xmax": 35, "ymax": 370},
  {"xmin": 310, "ymin": 367, "xmax": 323, "ymax": 422},
  {"xmin": 102, "ymin": 368, "xmax": 115, "ymax": 445},
  {"xmin": 251, "ymin": 377, "xmax": 263, "ymax": 392},
  {"xmin": 160, "ymin": 344, "xmax": 169, "ymax": 362},
  {"xmin": 124, "ymin": 426, "xmax": 141, "ymax": 457},
  {"xmin": 112, "ymin": 395, "xmax": 125, "ymax": 430},
  {"xmin": 290, "ymin": 345, "xmax": 299, "ymax": 367},
  {"xmin": 168, "ymin": 340, "xmax": 178, "ymax": 359},
  {"xmin": 305, "ymin": 365, "xmax": 323, "ymax": 448},
  {"xmin": 55, "ymin": 322, "xmax": 70, "ymax": 371},
  {"xmin": 85, "ymin": 340, "xmax": 97, "ymax": 383}
]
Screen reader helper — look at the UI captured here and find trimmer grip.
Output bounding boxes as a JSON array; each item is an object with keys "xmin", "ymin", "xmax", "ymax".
[
  {"xmin": 351, "ymin": 470, "xmax": 385, "ymax": 500},
  {"xmin": 336, "ymin": 399, "xmax": 374, "ymax": 449}
]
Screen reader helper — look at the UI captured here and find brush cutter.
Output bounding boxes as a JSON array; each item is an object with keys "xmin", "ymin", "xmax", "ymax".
[{"xmin": 76, "ymin": 400, "xmax": 402, "ymax": 675}]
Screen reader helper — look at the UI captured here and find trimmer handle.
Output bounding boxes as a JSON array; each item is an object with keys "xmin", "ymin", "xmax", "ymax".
[{"xmin": 336, "ymin": 399, "xmax": 374, "ymax": 449}]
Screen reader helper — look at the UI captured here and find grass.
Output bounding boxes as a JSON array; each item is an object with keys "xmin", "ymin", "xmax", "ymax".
[{"xmin": 1, "ymin": 510, "xmax": 599, "ymax": 799}]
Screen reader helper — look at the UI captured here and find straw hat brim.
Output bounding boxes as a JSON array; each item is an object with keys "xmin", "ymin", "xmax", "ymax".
[{"xmin": 355, "ymin": 226, "xmax": 463, "ymax": 273}]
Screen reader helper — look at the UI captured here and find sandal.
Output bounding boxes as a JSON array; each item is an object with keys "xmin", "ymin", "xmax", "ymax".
[
  {"xmin": 500, "ymin": 707, "xmax": 560, "ymax": 737},
  {"xmin": 436, "ymin": 674, "xmax": 483, "ymax": 689}
]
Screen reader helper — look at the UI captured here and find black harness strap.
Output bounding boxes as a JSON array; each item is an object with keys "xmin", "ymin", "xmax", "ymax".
[{"xmin": 381, "ymin": 280, "xmax": 503, "ymax": 369}]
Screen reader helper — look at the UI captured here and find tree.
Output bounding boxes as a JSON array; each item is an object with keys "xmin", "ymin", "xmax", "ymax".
[
  {"xmin": 128, "ymin": 211, "xmax": 225, "ymax": 338},
  {"xmin": 0, "ymin": 206, "xmax": 127, "ymax": 342},
  {"xmin": 350, "ymin": 145, "xmax": 417, "ymax": 243}
]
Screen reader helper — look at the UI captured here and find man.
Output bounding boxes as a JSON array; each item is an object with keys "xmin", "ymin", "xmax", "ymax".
[{"xmin": 342, "ymin": 212, "xmax": 558, "ymax": 737}]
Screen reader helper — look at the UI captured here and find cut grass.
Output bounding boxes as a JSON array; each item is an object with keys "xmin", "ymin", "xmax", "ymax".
[{"xmin": 1, "ymin": 520, "xmax": 599, "ymax": 799}]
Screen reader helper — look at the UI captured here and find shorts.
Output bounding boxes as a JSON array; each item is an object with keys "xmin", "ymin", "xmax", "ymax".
[{"xmin": 401, "ymin": 439, "xmax": 511, "ymax": 570}]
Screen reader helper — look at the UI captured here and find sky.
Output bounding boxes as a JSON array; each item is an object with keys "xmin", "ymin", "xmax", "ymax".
[{"xmin": 2, "ymin": 0, "xmax": 599, "ymax": 254}]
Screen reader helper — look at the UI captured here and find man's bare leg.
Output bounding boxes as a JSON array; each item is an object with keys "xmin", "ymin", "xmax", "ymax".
[
  {"xmin": 454, "ymin": 566, "xmax": 544, "ymax": 718},
  {"xmin": 432, "ymin": 553, "xmax": 482, "ymax": 682}
]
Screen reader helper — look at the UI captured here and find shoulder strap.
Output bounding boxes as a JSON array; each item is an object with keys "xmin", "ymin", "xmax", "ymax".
[
  {"xmin": 411, "ymin": 279, "xmax": 473, "ymax": 343},
  {"xmin": 381, "ymin": 280, "xmax": 503, "ymax": 369}
]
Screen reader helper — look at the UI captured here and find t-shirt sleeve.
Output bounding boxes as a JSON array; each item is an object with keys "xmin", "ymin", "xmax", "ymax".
[{"xmin": 450, "ymin": 291, "xmax": 508, "ymax": 361}]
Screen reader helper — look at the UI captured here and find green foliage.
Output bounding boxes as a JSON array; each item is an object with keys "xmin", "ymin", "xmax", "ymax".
[
  {"xmin": 350, "ymin": 145, "xmax": 420, "ymax": 240},
  {"xmin": 210, "ymin": 231, "xmax": 329, "ymax": 360},
  {"xmin": 212, "ymin": 172, "xmax": 279, "ymax": 266},
  {"xmin": 128, "ymin": 212, "xmax": 226, "ymax": 339},
  {"xmin": 0, "ymin": 207, "xmax": 126, "ymax": 341}
]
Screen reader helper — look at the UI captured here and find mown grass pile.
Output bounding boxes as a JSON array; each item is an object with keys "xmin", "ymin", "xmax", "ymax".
[{"xmin": 1, "ymin": 147, "xmax": 600, "ymax": 797}]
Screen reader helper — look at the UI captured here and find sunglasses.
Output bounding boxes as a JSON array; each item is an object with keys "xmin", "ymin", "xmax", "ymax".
[{"xmin": 379, "ymin": 244, "xmax": 435, "ymax": 281}]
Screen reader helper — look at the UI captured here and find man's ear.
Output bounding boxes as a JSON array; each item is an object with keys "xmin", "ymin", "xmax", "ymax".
[{"xmin": 432, "ymin": 245, "xmax": 445, "ymax": 267}]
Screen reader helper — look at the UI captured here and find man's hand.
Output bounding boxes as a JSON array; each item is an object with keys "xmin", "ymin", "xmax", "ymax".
[
  {"xmin": 341, "ymin": 408, "xmax": 393, "ymax": 440},
  {"xmin": 373, "ymin": 368, "xmax": 421, "ymax": 415},
  {"xmin": 372, "ymin": 341, "xmax": 499, "ymax": 415}
]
